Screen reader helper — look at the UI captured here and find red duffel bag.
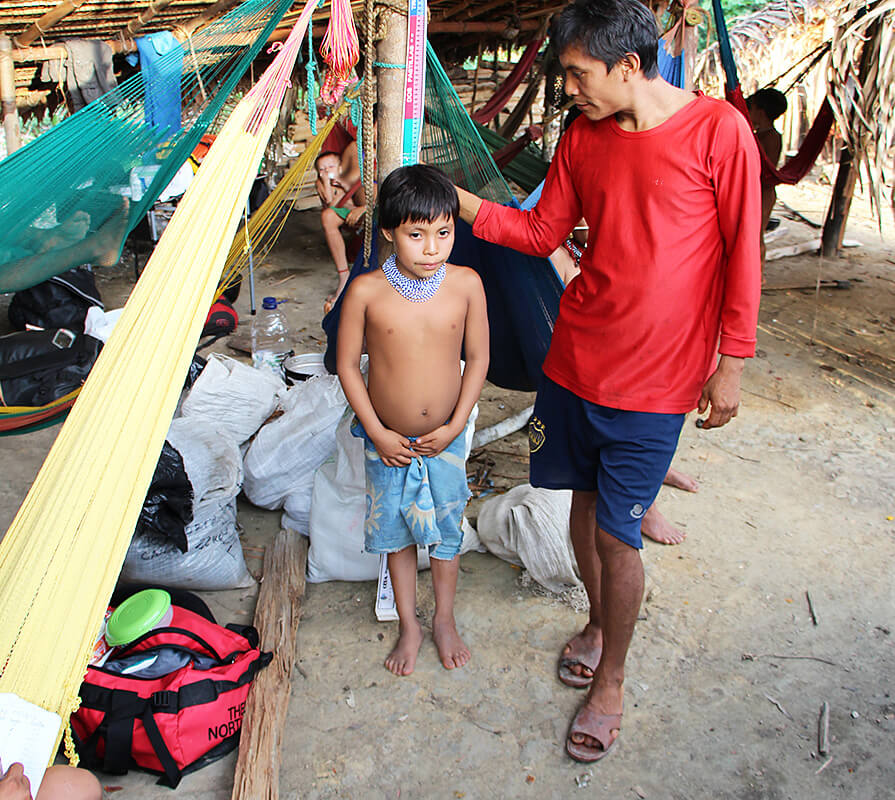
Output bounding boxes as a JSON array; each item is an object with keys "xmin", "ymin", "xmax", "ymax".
[{"xmin": 71, "ymin": 596, "xmax": 270, "ymax": 788}]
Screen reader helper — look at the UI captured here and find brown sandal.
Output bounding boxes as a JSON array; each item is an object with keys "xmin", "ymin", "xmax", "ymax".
[{"xmin": 565, "ymin": 705, "xmax": 622, "ymax": 763}]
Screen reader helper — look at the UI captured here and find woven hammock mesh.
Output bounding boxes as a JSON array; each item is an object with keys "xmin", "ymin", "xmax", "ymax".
[
  {"xmin": 422, "ymin": 42, "xmax": 515, "ymax": 205},
  {"xmin": 0, "ymin": 0, "xmax": 293, "ymax": 294}
]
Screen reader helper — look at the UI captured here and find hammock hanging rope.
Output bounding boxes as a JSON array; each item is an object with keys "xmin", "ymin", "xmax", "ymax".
[
  {"xmin": 710, "ymin": 0, "xmax": 834, "ymax": 187},
  {"xmin": 0, "ymin": 0, "xmax": 319, "ymax": 760}
]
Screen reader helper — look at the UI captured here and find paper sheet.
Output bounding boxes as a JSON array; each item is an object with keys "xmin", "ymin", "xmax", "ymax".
[{"xmin": 0, "ymin": 693, "xmax": 62, "ymax": 793}]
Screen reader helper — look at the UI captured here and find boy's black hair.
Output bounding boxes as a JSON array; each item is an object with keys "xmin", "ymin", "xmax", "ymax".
[
  {"xmin": 747, "ymin": 88, "xmax": 788, "ymax": 122},
  {"xmin": 314, "ymin": 150, "xmax": 341, "ymax": 169},
  {"xmin": 378, "ymin": 164, "xmax": 459, "ymax": 230},
  {"xmin": 551, "ymin": 0, "xmax": 659, "ymax": 80}
]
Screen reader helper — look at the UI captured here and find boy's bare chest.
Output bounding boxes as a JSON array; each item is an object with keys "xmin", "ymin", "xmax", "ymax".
[{"xmin": 366, "ymin": 291, "xmax": 466, "ymax": 342}]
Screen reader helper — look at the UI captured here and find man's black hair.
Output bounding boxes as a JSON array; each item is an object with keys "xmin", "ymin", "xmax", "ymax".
[
  {"xmin": 551, "ymin": 0, "xmax": 660, "ymax": 80},
  {"xmin": 378, "ymin": 164, "xmax": 459, "ymax": 230},
  {"xmin": 747, "ymin": 88, "xmax": 788, "ymax": 122},
  {"xmin": 314, "ymin": 150, "xmax": 341, "ymax": 168}
]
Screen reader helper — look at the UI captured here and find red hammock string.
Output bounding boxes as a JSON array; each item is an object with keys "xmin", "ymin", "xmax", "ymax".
[{"xmin": 472, "ymin": 36, "xmax": 545, "ymax": 125}]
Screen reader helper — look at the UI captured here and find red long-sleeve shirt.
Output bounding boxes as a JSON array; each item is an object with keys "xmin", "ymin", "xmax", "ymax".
[{"xmin": 473, "ymin": 94, "xmax": 762, "ymax": 414}]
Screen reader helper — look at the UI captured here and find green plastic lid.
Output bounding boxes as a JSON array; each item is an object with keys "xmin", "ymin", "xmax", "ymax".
[{"xmin": 105, "ymin": 589, "xmax": 172, "ymax": 646}]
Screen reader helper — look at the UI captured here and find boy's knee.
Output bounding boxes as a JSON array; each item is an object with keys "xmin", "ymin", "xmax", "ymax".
[{"xmin": 322, "ymin": 208, "xmax": 343, "ymax": 230}]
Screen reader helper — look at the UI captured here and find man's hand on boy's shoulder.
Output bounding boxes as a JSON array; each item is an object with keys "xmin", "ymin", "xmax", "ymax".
[
  {"xmin": 412, "ymin": 422, "xmax": 459, "ymax": 457},
  {"xmin": 371, "ymin": 427, "xmax": 417, "ymax": 467}
]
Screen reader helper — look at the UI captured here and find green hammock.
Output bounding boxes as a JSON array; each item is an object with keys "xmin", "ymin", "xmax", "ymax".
[{"xmin": 0, "ymin": 0, "xmax": 292, "ymax": 293}]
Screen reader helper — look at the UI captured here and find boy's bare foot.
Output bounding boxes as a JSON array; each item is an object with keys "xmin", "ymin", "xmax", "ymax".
[
  {"xmin": 558, "ymin": 622, "xmax": 603, "ymax": 687},
  {"xmin": 433, "ymin": 615, "xmax": 470, "ymax": 669},
  {"xmin": 663, "ymin": 468, "xmax": 699, "ymax": 493},
  {"xmin": 385, "ymin": 619, "xmax": 424, "ymax": 676},
  {"xmin": 641, "ymin": 504, "xmax": 685, "ymax": 545}
]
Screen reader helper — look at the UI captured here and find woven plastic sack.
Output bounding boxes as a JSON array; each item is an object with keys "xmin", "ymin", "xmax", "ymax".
[
  {"xmin": 179, "ymin": 353, "xmax": 282, "ymax": 445},
  {"xmin": 122, "ymin": 498, "xmax": 254, "ymax": 590},
  {"xmin": 243, "ymin": 373, "xmax": 347, "ymax": 515},
  {"xmin": 307, "ymin": 408, "xmax": 482, "ymax": 583},
  {"xmin": 476, "ymin": 484, "xmax": 580, "ymax": 594}
]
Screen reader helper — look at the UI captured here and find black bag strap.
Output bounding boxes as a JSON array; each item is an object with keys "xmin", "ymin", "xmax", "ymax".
[
  {"xmin": 141, "ymin": 704, "xmax": 182, "ymax": 788},
  {"xmin": 100, "ymin": 689, "xmax": 144, "ymax": 775}
]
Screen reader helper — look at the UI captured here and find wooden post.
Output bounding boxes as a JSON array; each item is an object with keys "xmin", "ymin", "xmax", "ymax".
[
  {"xmin": 231, "ymin": 531, "xmax": 309, "ymax": 800},
  {"xmin": 469, "ymin": 40, "xmax": 482, "ymax": 114},
  {"xmin": 0, "ymin": 35, "xmax": 21, "ymax": 156},
  {"xmin": 821, "ymin": 15, "xmax": 880, "ymax": 257},
  {"xmin": 14, "ymin": 0, "xmax": 88, "ymax": 48},
  {"xmin": 498, "ymin": 52, "xmax": 547, "ymax": 140},
  {"xmin": 376, "ymin": 4, "xmax": 407, "ymax": 182},
  {"xmin": 176, "ymin": 0, "xmax": 242, "ymax": 38}
]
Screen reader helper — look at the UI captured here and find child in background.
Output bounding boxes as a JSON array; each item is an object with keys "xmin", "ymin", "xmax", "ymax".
[
  {"xmin": 746, "ymin": 88, "xmax": 788, "ymax": 266},
  {"xmin": 337, "ymin": 165, "xmax": 489, "ymax": 676}
]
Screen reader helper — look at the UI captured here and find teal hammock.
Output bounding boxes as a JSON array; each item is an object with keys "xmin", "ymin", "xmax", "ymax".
[{"xmin": 0, "ymin": 0, "xmax": 292, "ymax": 293}]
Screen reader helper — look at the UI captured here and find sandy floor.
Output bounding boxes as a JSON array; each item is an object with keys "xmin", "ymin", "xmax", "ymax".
[{"xmin": 1, "ymin": 181, "xmax": 893, "ymax": 799}]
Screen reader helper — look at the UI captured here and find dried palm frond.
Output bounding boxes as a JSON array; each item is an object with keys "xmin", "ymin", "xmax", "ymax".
[
  {"xmin": 827, "ymin": 0, "xmax": 895, "ymax": 222},
  {"xmin": 694, "ymin": 0, "xmax": 833, "ymax": 96}
]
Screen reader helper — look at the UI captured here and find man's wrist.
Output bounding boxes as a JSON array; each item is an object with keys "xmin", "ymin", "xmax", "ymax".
[{"xmin": 718, "ymin": 354, "xmax": 745, "ymax": 372}]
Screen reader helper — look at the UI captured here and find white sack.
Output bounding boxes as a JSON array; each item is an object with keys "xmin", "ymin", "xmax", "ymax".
[
  {"xmin": 307, "ymin": 408, "xmax": 482, "ymax": 583},
  {"xmin": 122, "ymin": 499, "xmax": 255, "ymax": 590},
  {"xmin": 476, "ymin": 484, "xmax": 580, "ymax": 594},
  {"xmin": 243, "ymin": 373, "xmax": 347, "ymax": 513},
  {"xmin": 166, "ymin": 417, "xmax": 243, "ymax": 506},
  {"xmin": 180, "ymin": 354, "xmax": 282, "ymax": 445}
]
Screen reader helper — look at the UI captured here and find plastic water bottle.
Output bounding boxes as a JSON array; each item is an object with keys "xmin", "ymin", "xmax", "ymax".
[{"xmin": 251, "ymin": 296, "xmax": 291, "ymax": 379}]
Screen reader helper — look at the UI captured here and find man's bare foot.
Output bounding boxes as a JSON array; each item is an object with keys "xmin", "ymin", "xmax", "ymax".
[
  {"xmin": 433, "ymin": 615, "xmax": 470, "ymax": 669},
  {"xmin": 663, "ymin": 467, "xmax": 699, "ymax": 493},
  {"xmin": 385, "ymin": 619, "xmax": 424, "ymax": 676},
  {"xmin": 641, "ymin": 503, "xmax": 685, "ymax": 545},
  {"xmin": 558, "ymin": 622, "xmax": 603, "ymax": 687}
]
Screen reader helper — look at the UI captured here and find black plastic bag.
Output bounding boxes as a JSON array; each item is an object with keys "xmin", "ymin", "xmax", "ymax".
[
  {"xmin": 135, "ymin": 441, "xmax": 194, "ymax": 553},
  {"xmin": 8, "ymin": 266, "xmax": 103, "ymax": 331}
]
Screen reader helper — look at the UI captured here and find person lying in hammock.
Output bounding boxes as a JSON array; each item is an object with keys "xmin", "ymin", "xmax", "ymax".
[
  {"xmin": 0, "ymin": 199, "xmax": 130, "ymax": 294},
  {"xmin": 746, "ymin": 88, "xmax": 787, "ymax": 267}
]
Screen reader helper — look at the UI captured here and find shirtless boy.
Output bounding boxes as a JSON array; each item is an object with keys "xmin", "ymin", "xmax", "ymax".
[{"xmin": 336, "ymin": 164, "xmax": 489, "ymax": 676}]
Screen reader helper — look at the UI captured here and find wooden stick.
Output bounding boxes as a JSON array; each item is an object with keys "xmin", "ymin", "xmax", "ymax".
[
  {"xmin": 231, "ymin": 530, "xmax": 309, "ymax": 800},
  {"xmin": 13, "ymin": 0, "xmax": 88, "ymax": 48},
  {"xmin": 818, "ymin": 701, "xmax": 830, "ymax": 755},
  {"xmin": 806, "ymin": 590, "xmax": 818, "ymax": 625}
]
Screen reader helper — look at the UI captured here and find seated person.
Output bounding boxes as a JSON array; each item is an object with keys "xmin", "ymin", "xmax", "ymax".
[
  {"xmin": 746, "ymin": 88, "xmax": 787, "ymax": 266},
  {"xmin": 317, "ymin": 118, "xmax": 377, "ymax": 305}
]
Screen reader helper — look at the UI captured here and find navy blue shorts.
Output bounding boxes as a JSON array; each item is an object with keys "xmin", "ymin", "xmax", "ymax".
[{"xmin": 529, "ymin": 376, "xmax": 684, "ymax": 549}]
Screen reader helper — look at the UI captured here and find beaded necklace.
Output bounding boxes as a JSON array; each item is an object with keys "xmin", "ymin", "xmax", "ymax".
[{"xmin": 381, "ymin": 253, "xmax": 446, "ymax": 303}]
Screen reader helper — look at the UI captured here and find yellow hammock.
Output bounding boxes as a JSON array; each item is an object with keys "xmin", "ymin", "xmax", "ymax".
[{"xmin": 0, "ymin": 0, "xmax": 318, "ymax": 760}]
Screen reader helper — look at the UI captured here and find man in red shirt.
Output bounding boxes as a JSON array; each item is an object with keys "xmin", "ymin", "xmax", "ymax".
[{"xmin": 457, "ymin": 0, "xmax": 761, "ymax": 763}]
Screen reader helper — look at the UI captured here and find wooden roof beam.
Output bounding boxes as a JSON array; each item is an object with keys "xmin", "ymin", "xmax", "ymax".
[
  {"xmin": 122, "ymin": 0, "xmax": 178, "ymax": 38},
  {"xmin": 13, "ymin": 0, "xmax": 89, "ymax": 48},
  {"xmin": 175, "ymin": 0, "xmax": 242, "ymax": 38},
  {"xmin": 464, "ymin": 0, "xmax": 511, "ymax": 21}
]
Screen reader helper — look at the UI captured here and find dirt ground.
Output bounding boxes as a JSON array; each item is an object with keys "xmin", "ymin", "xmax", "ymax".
[{"xmin": 1, "ymin": 179, "xmax": 893, "ymax": 800}]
